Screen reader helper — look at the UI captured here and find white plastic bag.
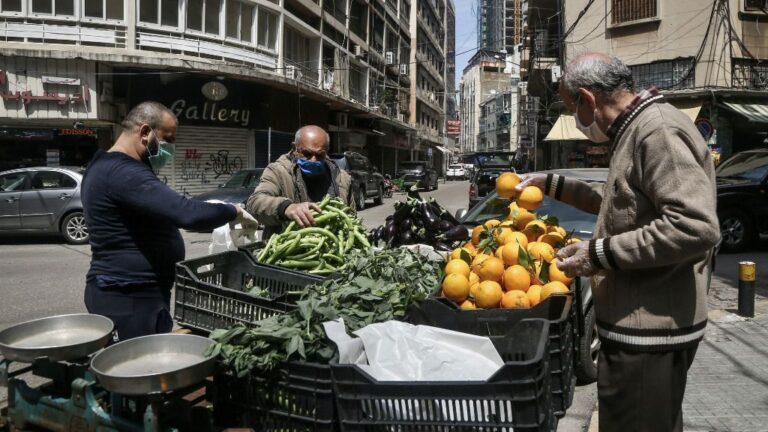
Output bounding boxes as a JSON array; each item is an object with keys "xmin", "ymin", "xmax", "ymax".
[{"xmin": 208, "ymin": 223, "xmax": 259, "ymax": 255}]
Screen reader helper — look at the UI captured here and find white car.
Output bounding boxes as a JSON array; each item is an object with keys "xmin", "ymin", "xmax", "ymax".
[{"xmin": 446, "ymin": 164, "xmax": 466, "ymax": 180}]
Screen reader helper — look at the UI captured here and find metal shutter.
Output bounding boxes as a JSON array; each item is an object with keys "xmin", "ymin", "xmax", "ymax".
[
  {"xmin": 156, "ymin": 126, "xmax": 252, "ymax": 197},
  {"xmin": 254, "ymin": 130, "xmax": 294, "ymax": 167}
]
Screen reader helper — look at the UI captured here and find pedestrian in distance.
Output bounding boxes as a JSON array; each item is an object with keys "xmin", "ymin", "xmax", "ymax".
[
  {"xmin": 82, "ymin": 101, "xmax": 257, "ymax": 343},
  {"xmin": 246, "ymin": 125, "xmax": 355, "ymax": 239},
  {"xmin": 517, "ymin": 53, "xmax": 720, "ymax": 432}
]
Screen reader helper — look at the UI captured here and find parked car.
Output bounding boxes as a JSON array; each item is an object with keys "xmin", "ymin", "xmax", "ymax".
[
  {"xmin": 397, "ymin": 161, "xmax": 439, "ymax": 191},
  {"xmin": 0, "ymin": 167, "xmax": 88, "ymax": 244},
  {"xmin": 330, "ymin": 151, "xmax": 386, "ymax": 208},
  {"xmin": 446, "ymin": 164, "xmax": 467, "ymax": 180},
  {"xmin": 193, "ymin": 168, "xmax": 264, "ymax": 208},
  {"xmin": 467, "ymin": 152, "xmax": 517, "ymax": 209},
  {"xmin": 457, "ymin": 168, "xmax": 605, "ymax": 384},
  {"xmin": 715, "ymin": 148, "xmax": 768, "ymax": 252}
]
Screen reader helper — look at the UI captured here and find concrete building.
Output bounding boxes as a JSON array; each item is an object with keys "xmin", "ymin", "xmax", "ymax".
[
  {"xmin": 0, "ymin": 0, "xmax": 450, "ymax": 194},
  {"xmin": 477, "ymin": 0, "xmax": 525, "ymax": 53},
  {"xmin": 524, "ymin": 0, "xmax": 768, "ymax": 170},
  {"xmin": 458, "ymin": 49, "xmax": 511, "ymax": 153},
  {"xmin": 478, "ymin": 86, "xmax": 519, "ymax": 152}
]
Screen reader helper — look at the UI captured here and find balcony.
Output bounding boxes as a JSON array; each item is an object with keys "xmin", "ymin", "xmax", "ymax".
[
  {"xmin": 283, "ymin": 58, "xmax": 320, "ymax": 87},
  {"xmin": 733, "ymin": 59, "xmax": 768, "ymax": 90},
  {"xmin": 0, "ymin": 16, "xmax": 127, "ymax": 48},
  {"xmin": 416, "ymin": 88, "xmax": 443, "ymax": 112},
  {"xmin": 417, "ymin": 125, "xmax": 442, "ymax": 143},
  {"xmin": 415, "ymin": 52, "xmax": 445, "ymax": 83}
]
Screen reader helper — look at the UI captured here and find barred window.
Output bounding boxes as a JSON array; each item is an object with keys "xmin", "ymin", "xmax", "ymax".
[
  {"xmin": 611, "ymin": 0, "xmax": 657, "ymax": 25},
  {"xmin": 733, "ymin": 59, "xmax": 768, "ymax": 90},
  {"xmin": 629, "ymin": 58, "xmax": 695, "ymax": 90},
  {"xmin": 745, "ymin": 0, "xmax": 768, "ymax": 12}
]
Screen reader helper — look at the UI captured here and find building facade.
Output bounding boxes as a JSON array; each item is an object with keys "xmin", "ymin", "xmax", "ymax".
[
  {"xmin": 477, "ymin": 0, "xmax": 525, "ymax": 54},
  {"xmin": 478, "ymin": 87, "xmax": 519, "ymax": 152},
  {"xmin": 458, "ymin": 49, "xmax": 511, "ymax": 153},
  {"xmin": 0, "ymin": 0, "xmax": 450, "ymax": 193}
]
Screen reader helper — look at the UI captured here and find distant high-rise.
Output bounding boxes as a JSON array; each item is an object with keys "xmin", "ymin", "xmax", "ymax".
[{"xmin": 477, "ymin": 0, "xmax": 526, "ymax": 53}]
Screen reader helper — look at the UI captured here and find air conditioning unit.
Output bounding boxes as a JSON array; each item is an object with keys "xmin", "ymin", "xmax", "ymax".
[
  {"xmin": 399, "ymin": 64, "xmax": 408, "ymax": 75},
  {"xmin": 336, "ymin": 112, "xmax": 349, "ymax": 128},
  {"xmin": 397, "ymin": 113, "xmax": 406, "ymax": 122},
  {"xmin": 354, "ymin": 45, "xmax": 365, "ymax": 57},
  {"xmin": 286, "ymin": 65, "xmax": 299, "ymax": 80},
  {"xmin": 385, "ymin": 51, "xmax": 395, "ymax": 65}
]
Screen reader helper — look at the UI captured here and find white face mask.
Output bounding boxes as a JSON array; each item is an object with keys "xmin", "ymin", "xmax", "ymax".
[{"xmin": 574, "ymin": 97, "xmax": 610, "ymax": 143}]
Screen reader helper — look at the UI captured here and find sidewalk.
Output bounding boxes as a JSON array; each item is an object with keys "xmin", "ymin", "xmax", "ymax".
[{"xmin": 586, "ymin": 266, "xmax": 768, "ymax": 432}]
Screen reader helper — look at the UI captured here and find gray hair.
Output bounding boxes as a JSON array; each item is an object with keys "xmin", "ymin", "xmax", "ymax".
[
  {"xmin": 562, "ymin": 53, "xmax": 635, "ymax": 101},
  {"xmin": 293, "ymin": 127, "xmax": 331, "ymax": 146},
  {"xmin": 121, "ymin": 101, "xmax": 176, "ymax": 130}
]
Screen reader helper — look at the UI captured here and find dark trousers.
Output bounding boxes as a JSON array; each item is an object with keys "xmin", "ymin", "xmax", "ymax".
[
  {"xmin": 84, "ymin": 281, "xmax": 174, "ymax": 344},
  {"xmin": 598, "ymin": 342, "xmax": 699, "ymax": 432}
]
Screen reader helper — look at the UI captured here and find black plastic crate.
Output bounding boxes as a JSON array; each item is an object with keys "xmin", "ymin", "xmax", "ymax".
[
  {"xmin": 331, "ymin": 319, "xmax": 553, "ymax": 432},
  {"xmin": 407, "ymin": 293, "xmax": 576, "ymax": 417},
  {"xmin": 213, "ymin": 361, "xmax": 337, "ymax": 432},
  {"xmin": 174, "ymin": 251, "xmax": 324, "ymax": 333}
]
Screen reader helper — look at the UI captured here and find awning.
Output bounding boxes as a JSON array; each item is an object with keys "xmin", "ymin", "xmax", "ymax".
[
  {"xmin": 721, "ymin": 102, "xmax": 768, "ymax": 123},
  {"xmin": 544, "ymin": 115, "xmax": 587, "ymax": 141},
  {"xmin": 434, "ymin": 145, "xmax": 452, "ymax": 154},
  {"xmin": 544, "ymin": 101, "xmax": 703, "ymax": 142}
]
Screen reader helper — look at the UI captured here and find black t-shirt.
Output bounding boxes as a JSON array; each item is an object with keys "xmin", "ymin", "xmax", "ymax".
[{"xmin": 82, "ymin": 151, "xmax": 236, "ymax": 288}]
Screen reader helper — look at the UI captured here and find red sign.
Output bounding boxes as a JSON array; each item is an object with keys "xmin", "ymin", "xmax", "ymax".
[
  {"xmin": 447, "ymin": 120, "xmax": 461, "ymax": 136},
  {"xmin": 59, "ymin": 128, "xmax": 96, "ymax": 136},
  {"xmin": 0, "ymin": 70, "xmax": 90, "ymax": 106}
]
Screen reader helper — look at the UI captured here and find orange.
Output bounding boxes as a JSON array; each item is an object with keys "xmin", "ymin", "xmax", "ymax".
[
  {"xmin": 469, "ymin": 272, "xmax": 480, "ymax": 286},
  {"xmin": 524, "ymin": 220, "xmax": 547, "ymax": 243},
  {"xmin": 514, "ymin": 209, "xmax": 536, "ymax": 230},
  {"xmin": 496, "ymin": 172, "xmax": 521, "ymax": 199},
  {"xmin": 517, "ymin": 186, "xmax": 544, "ymax": 210},
  {"xmin": 460, "ymin": 299, "xmax": 477, "ymax": 310},
  {"xmin": 540, "ymin": 281, "xmax": 570, "ymax": 302},
  {"xmin": 450, "ymin": 248, "xmax": 467, "ymax": 261},
  {"xmin": 496, "ymin": 228, "xmax": 516, "ymax": 246},
  {"xmin": 471, "ymin": 225, "xmax": 485, "ymax": 245},
  {"xmin": 445, "ymin": 259, "xmax": 471, "ymax": 278},
  {"xmin": 470, "ymin": 282, "xmax": 480, "ymax": 298},
  {"xmin": 549, "ymin": 259, "xmax": 574, "ymax": 286},
  {"xmin": 501, "ymin": 290, "xmax": 531, "ymax": 309},
  {"xmin": 472, "ymin": 253, "xmax": 490, "ymax": 270},
  {"xmin": 531, "ymin": 261, "xmax": 544, "ymax": 285},
  {"xmin": 538, "ymin": 232, "xmax": 565, "ymax": 248},
  {"xmin": 463, "ymin": 242, "xmax": 478, "ymax": 256},
  {"xmin": 499, "ymin": 220, "xmax": 517, "ymax": 229},
  {"xmin": 475, "ymin": 257, "xmax": 505, "ymax": 282},
  {"xmin": 503, "ymin": 265, "xmax": 531, "ymax": 292},
  {"xmin": 566, "ymin": 237, "xmax": 582, "ymax": 246},
  {"xmin": 548, "ymin": 225, "xmax": 567, "ymax": 237},
  {"xmin": 494, "ymin": 245, "xmax": 505, "ymax": 260},
  {"xmin": 474, "ymin": 281, "xmax": 504, "ymax": 309},
  {"xmin": 527, "ymin": 284, "xmax": 543, "ymax": 307},
  {"xmin": 500, "ymin": 242, "xmax": 522, "ymax": 266},
  {"xmin": 510, "ymin": 231, "xmax": 529, "ymax": 249},
  {"xmin": 483, "ymin": 219, "xmax": 501, "ymax": 230},
  {"xmin": 442, "ymin": 273, "xmax": 470, "ymax": 303},
  {"xmin": 527, "ymin": 242, "xmax": 555, "ymax": 262}
]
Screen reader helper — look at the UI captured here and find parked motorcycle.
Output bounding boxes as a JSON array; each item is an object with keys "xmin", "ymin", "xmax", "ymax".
[{"xmin": 383, "ymin": 174, "xmax": 395, "ymax": 198}]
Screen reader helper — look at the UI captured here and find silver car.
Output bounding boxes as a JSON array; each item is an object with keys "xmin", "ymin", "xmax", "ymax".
[{"xmin": 0, "ymin": 167, "xmax": 88, "ymax": 244}]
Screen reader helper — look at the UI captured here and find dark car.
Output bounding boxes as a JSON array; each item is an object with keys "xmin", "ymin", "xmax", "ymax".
[
  {"xmin": 0, "ymin": 167, "xmax": 88, "ymax": 244},
  {"xmin": 330, "ymin": 152, "xmax": 386, "ymax": 208},
  {"xmin": 397, "ymin": 161, "xmax": 439, "ymax": 191},
  {"xmin": 193, "ymin": 168, "xmax": 264, "ymax": 207},
  {"xmin": 467, "ymin": 152, "xmax": 517, "ymax": 209},
  {"xmin": 458, "ymin": 168, "xmax": 605, "ymax": 384},
  {"xmin": 715, "ymin": 148, "xmax": 768, "ymax": 252}
]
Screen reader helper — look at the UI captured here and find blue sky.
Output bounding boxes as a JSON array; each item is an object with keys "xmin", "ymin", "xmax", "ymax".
[{"xmin": 453, "ymin": 0, "xmax": 477, "ymax": 90}]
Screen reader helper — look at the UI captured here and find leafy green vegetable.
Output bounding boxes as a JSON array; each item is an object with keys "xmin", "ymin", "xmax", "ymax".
[{"xmin": 208, "ymin": 247, "xmax": 442, "ymax": 377}]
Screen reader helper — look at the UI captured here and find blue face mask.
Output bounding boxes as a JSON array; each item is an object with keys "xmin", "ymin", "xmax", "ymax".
[
  {"xmin": 147, "ymin": 130, "xmax": 175, "ymax": 172},
  {"xmin": 296, "ymin": 158, "xmax": 326, "ymax": 177}
]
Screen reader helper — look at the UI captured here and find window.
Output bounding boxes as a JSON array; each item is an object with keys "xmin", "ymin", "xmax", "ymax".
[
  {"xmin": 733, "ymin": 59, "xmax": 768, "ymax": 90},
  {"xmin": 257, "ymin": 8, "xmax": 278, "ymax": 50},
  {"xmin": 226, "ymin": 0, "xmax": 254, "ymax": 42},
  {"xmin": 84, "ymin": 0, "xmax": 123, "ymax": 20},
  {"xmin": 0, "ymin": 172, "xmax": 27, "ymax": 192},
  {"xmin": 611, "ymin": 0, "xmax": 657, "ymax": 25},
  {"xmin": 31, "ymin": 171, "xmax": 76, "ymax": 189},
  {"xmin": 745, "ymin": 0, "xmax": 768, "ymax": 11},
  {"xmin": 139, "ymin": 0, "xmax": 179, "ymax": 27},
  {"xmin": 30, "ymin": 0, "xmax": 75, "ymax": 16},
  {"xmin": 0, "ymin": 0, "xmax": 22, "ymax": 12},
  {"xmin": 187, "ymin": 0, "xmax": 221, "ymax": 35},
  {"xmin": 630, "ymin": 58, "xmax": 694, "ymax": 90},
  {"xmin": 284, "ymin": 26, "xmax": 310, "ymax": 61}
]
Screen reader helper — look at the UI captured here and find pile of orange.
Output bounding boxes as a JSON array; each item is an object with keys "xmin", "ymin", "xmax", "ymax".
[{"xmin": 440, "ymin": 172, "xmax": 578, "ymax": 310}]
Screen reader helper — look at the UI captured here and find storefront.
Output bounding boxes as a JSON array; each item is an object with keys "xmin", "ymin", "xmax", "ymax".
[{"xmin": 0, "ymin": 127, "xmax": 111, "ymax": 172}]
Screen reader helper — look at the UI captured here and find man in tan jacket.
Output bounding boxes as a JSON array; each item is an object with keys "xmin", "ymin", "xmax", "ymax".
[
  {"xmin": 518, "ymin": 53, "xmax": 720, "ymax": 431},
  {"xmin": 247, "ymin": 125, "xmax": 354, "ymax": 238}
]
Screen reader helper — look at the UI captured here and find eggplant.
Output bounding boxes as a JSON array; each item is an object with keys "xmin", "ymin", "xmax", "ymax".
[
  {"xmin": 399, "ymin": 230, "xmax": 414, "ymax": 244},
  {"xmin": 393, "ymin": 202, "xmax": 412, "ymax": 223},
  {"xmin": 434, "ymin": 241, "xmax": 453, "ymax": 252},
  {"xmin": 385, "ymin": 215, "xmax": 394, "ymax": 223},
  {"xmin": 384, "ymin": 222, "xmax": 399, "ymax": 242},
  {"xmin": 399, "ymin": 218, "xmax": 414, "ymax": 231},
  {"xmin": 369, "ymin": 227, "xmax": 380, "ymax": 243},
  {"xmin": 439, "ymin": 220, "xmax": 454, "ymax": 232},
  {"xmin": 413, "ymin": 218, "xmax": 424, "ymax": 229},
  {"xmin": 420, "ymin": 202, "xmax": 440, "ymax": 230},
  {"xmin": 438, "ymin": 224, "xmax": 470, "ymax": 242}
]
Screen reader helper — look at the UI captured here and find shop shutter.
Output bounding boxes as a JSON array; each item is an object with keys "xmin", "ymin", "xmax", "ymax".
[
  {"xmin": 254, "ymin": 130, "xmax": 294, "ymax": 167},
  {"xmin": 157, "ymin": 126, "xmax": 252, "ymax": 197}
]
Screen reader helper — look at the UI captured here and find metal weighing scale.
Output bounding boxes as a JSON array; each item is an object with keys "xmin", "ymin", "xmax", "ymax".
[{"xmin": 0, "ymin": 314, "xmax": 218, "ymax": 432}]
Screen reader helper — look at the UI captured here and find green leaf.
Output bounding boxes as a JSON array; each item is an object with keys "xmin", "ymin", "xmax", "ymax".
[
  {"xmin": 460, "ymin": 249, "xmax": 472, "ymax": 265},
  {"xmin": 518, "ymin": 245, "xmax": 530, "ymax": 268},
  {"xmin": 542, "ymin": 215, "xmax": 560, "ymax": 226},
  {"xmin": 539, "ymin": 261, "xmax": 550, "ymax": 284}
]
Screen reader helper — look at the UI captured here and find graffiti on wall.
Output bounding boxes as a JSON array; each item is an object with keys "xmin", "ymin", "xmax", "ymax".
[{"xmin": 179, "ymin": 148, "xmax": 244, "ymax": 185}]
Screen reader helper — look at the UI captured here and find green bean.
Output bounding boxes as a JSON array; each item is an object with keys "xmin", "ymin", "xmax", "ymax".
[
  {"xmin": 278, "ymin": 260, "xmax": 321, "ymax": 269},
  {"xmin": 322, "ymin": 253, "xmax": 344, "ymax": 265},
  {"xmin": 353, "ymin": 230, "xmax": 370, "ymax": 248},
  {"xmin": 257, "ymin": 233, "xmax": 278, "ymax": 262}
]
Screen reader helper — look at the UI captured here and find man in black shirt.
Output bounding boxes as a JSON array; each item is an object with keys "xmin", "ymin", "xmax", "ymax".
[{"xmin": 82, "ymin": 101, "xmax": 257, "ymax": 342}]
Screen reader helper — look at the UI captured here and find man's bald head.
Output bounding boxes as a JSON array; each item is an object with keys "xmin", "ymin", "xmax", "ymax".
[
  {"xmin": 561, "ymin": 52, "xmax": 635, "ymax": 102},
  {"xmin": 293, "ymin": 125, "xmax": 330, "ymax": 161}
]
